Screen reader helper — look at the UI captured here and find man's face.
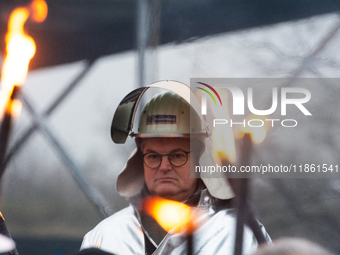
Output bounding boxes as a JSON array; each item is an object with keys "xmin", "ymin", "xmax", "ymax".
[{"xmin": 142, "ymin": 138, "xmax": 198, "ymax": 202}]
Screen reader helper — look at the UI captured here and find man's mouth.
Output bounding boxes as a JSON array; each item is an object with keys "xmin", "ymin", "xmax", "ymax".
[{"xmin": 157, "ymin": 177, "xmax": 176, "ymax": 182}]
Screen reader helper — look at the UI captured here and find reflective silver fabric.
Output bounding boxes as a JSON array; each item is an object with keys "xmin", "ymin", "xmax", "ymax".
[{"xmin": 81, "ymin": 190, "xmax": 271, "ymax": 255}]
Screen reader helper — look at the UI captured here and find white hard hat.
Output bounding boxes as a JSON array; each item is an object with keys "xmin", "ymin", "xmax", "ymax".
[
  {"xmin": 133, "ymin": 91, "xmax": 206, "ymax": 138},
  {"xmin": 112, "ymin": 80, "xmax": 234, "ymax": 200},
  {"xmin": 110, "ymin": 80, "xmax": 206, "ymax": 143}
]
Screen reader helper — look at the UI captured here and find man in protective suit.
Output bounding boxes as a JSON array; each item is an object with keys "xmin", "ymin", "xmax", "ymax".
[{"xmin": 80, "ymin": 80, "xmax": 270, "ymax": 255}]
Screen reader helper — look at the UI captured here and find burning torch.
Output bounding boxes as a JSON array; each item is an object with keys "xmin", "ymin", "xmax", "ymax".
[
  {"xmin": 0, "ymin": 0, "xmax": 48, "ymax": 172},
  {"xmin": 208, "ymin": 87, "xmax": 270, "ymax": 255},
  {"xmin": 0, "ymin": 1, "xmax": 48, "ymax": 254}
]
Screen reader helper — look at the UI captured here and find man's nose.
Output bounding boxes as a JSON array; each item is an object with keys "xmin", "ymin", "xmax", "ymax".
[{"xmin": 159, "ymin": 155, "xmax": 172, "ymax": 171}]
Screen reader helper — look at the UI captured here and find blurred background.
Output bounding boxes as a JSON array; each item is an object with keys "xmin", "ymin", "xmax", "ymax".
[{"xmin": 0, "ymin": 0, "xmax": 340, "ymax": 254}]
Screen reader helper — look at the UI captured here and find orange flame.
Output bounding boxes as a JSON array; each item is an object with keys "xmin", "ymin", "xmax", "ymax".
[
  {"xmin": 0, "ymin": 0, "xmax": 48, "ymax": 118},
  {"xmin": 235, "ymin": 114, "xmax": 271, "ymax": 144},
  {"xmin": 206, "ymin": 88, "xmax": 236, "ymax": 164},
  {"xmin": 143, "ymin": 197, "xmax": 192, "ymax": 233},
  {"xmin": 30, "ymin": 0, "xmax": 48, "ymax": 22}
]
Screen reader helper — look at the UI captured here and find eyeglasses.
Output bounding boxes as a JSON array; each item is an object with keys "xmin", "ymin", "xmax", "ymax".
[{"xmin": 142, "ymin": 150, "xmax": 191, "ymax": 168}]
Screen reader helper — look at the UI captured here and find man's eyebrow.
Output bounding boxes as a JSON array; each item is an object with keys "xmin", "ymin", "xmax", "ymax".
[
  {"xmin": 143, "ymin": 148, "xmax": 186, "ymax": 153},
  {"xmin": 143, "ymin": 149, "xmax": 158, "ymax": 153}
]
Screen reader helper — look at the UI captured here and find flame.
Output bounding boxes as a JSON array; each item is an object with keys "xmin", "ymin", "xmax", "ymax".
[
  {"xmin": 235, "ymin": 114, "xmax": 271, "ymax": 144},
  {"xmin": 206, "ymin": 88, "xmax": 236, "ymax": 164},
  {"xmin": 143, "ymin": 197, "xmax": 192, "ymax": 233},
  {"xmin": 30, "ymin": 0, "xmax": 48, "ymax": 22},
  {"xmin": 0, "ymin": 0, "xmax": 48, "ymax": 118}
]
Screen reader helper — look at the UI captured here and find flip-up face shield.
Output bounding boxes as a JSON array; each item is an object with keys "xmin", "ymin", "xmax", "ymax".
[
  {"xmin": 110, "ymin": 80, "xmax": 208, "ymax": 143},
  {"xmin": 110, "ymin": 87, "xmax": 147, "ymax": 143}
]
